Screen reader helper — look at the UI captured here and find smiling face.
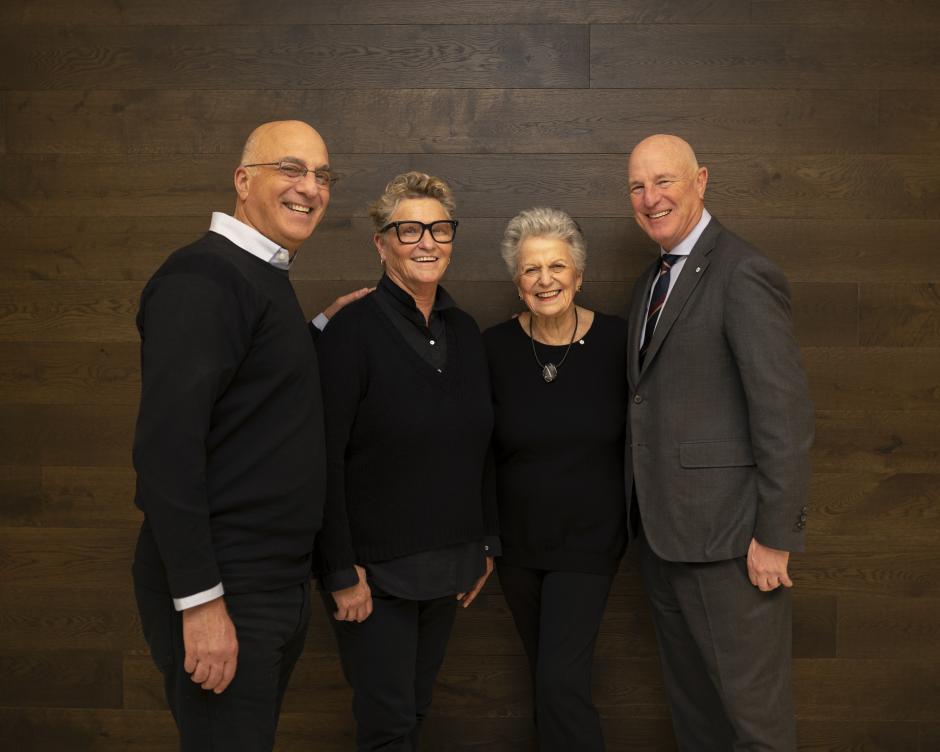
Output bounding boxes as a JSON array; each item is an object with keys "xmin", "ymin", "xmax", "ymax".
[
  {"xmin": 628, "ymin": 135, "xmax": 707, "ymax": 251},
  {"xmin": 233, "ymin": 120, "xmax": 330, "ymax": 254},
  {"xmin": 515, "ymin": 235, "xmax": 583, "ymax": 320},
  {"xmin": 374, "ymin": 197, "xmax": 453, "ymax": 295}
]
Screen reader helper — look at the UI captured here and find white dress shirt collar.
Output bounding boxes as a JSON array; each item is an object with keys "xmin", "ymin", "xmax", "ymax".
[
  {"xmin": 209, "ymin": 212, "xmax": 292, "ymax": 270},
  {"xmin": 663, "ymin": 208, "xmax": 712, "ymax": 258}
]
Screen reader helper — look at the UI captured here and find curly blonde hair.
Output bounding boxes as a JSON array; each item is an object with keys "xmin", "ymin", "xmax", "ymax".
[{"xmin": 368, "ymin": 171, "xmax": 456, "ymax": 230}]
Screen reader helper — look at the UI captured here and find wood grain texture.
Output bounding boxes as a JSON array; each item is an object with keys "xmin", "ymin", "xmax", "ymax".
[
  {"xmin": 794, "ymin": 720, "xmax": 922, "ymax": 751},
  {"xmin": 0, "ymin": 708, "xmax": 177, "ymax": 752},
  {"xmin": 860, "ymin": 284, "xmax": 940, "ymax": 347},
  {"xmin": 796, "ymin": 551, "xmax": 940, "ymax": 599},
  {"xmin": 838, "ymin": 597, "xmax": 940, "ymax": 660},
  {"xmin": 0, "ymin": 650, "xmax": 122, "ymax": 709},
  {"xmin": 793, "ymin": 658, "xmax": 939, "ymax": 721},
  {"xmin": 0, "ymin": 598, "xmax": 144, "ymax": 652},
  {"xmin": 791, "ymin": 596, "xmax": 837, "ymax": 659},
  {"xmin": 921, "ymin": 723, "xmax": 940, "ymax": 751},
  {"xmin": 0, "ymin": 91, "xmax": 6, "ymax": 156},
  {"xmin": 4, "ymin": 216, "xmax": 939, "ymax": 284},
  {"xmin": 808, "ymin": 473, "xmax": 940, "ymax": 551},
  {"xmin": 812, "ymin": 410, "xmax": 940, "ymax": 474},
  {"xmin": 3, "ymin": 153, "xmax": 936, "ymax": 220},
  {"xmin": 0, "ymin": 282, "xmax": 142, "ymax": 342},
  {"xmin": 0, "ymin": 216, "xmax": 201, "ymax": 281},
  {"xmin": 878, "ymin": 90, "xmax": 940, "ymax": 154},
  {"xmin": 0, "ymin": 465, "xmax": 39, "ymax": 522},
  {"xmin": 0, "ymin": 0, "xmax": 752, "ymax": 26},
  {"xmin": 0, "ymin": 404, "xmax": 136, "ymax": 466},
  {"xmin": 590, "ymin": 25, "xmax": 940, "ymax": 89},
  {"xmin": 3, "ymin": 88, "xmax": 880, "ymax": 155},
  {"xmin": 0, "ymin": 527, "xmax": 136, "ymax": 596},
  {"xmin": 0, "ymin": 465, "xmax": 138, "ymax": 527},
  {"xmin": 0, "ymin": 342, "xmax": 140, "ymax": 405},
  {"xmin": 750, "ymin": 0, "xmax": 940, "ymax": 26},
  {"xmin": 0, "ymin": 25, "xmax": 588, "ymax": 90},
  {"xmin": 804, "ymin": 348, "xmax": 940, "ymax": 411}
]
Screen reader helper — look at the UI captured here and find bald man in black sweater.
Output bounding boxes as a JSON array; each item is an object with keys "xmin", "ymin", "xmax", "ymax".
[{"xmin": 132, "ymin": 120, "xmax": 366, "ymax": 751}]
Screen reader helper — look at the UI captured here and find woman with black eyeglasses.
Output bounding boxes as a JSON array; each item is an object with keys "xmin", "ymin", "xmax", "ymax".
[{"xmin": 313, "ymin": 171, "xmax": 498, "ymax": 751}]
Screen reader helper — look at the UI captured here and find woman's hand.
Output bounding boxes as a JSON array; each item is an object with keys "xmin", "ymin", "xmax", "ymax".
[
  {"xmin": 457, "ymin": 556, "xmax": 494, "ymax": 608},
  {"xmin": 332, "ymin": 564, "xmax": 373, "ymax": 622}
]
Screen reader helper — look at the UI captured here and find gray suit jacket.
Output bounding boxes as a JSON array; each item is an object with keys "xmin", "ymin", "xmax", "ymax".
[{"xmin": 626, "ymin": 216, "xmax": 814, "ymax": 563}]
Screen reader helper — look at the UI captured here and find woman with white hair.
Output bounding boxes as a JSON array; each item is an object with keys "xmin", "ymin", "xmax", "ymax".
[{"xmin": 483, "ymin": 207, "xmax": 629, "ymax": 751}]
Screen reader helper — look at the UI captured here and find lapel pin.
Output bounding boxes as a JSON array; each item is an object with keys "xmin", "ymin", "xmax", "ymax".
[{"xmin": 695, "ymin": 266, "xmax": 701, "ymax": 273}]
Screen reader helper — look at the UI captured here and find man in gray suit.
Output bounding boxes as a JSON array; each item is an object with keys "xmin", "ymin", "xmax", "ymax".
[{"xmin": 625, "ymin": 134, "xmax": 814, "ymax": 750}]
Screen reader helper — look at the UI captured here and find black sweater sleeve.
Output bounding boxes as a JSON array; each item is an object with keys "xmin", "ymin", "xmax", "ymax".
[
  {"xmin": 313, "ymin": 305, "xmax": 365, "ymax": 576},
  {"xmin": 482, "ymin": 444, "xmax": 500, "ymax": 541},
  {"xmin": 133, "ymin": 271, "xmax": 252, "ymax": 598}
]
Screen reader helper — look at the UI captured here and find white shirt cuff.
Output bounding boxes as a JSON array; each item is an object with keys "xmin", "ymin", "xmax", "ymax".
[
  {"xmin": 173, "ymin": 583, "xmax": 224, "ymax": 611},
  {"xmin": 311, "ymin": 313, "xmax": 329, "ymax": 331}
]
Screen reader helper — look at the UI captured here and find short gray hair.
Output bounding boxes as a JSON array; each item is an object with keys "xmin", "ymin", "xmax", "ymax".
[
  {"xmin": 368, "ymin": 171, "xmax": 456, "ymax": 230},
  {"xmin": 500, "ymin": 207, "xmax": 587, "ymax": 278}
]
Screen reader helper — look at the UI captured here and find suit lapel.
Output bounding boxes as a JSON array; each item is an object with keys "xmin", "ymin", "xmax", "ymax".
[{"xmin": 639, "ymin": 218, "xmax": 722, "ymax": 377}]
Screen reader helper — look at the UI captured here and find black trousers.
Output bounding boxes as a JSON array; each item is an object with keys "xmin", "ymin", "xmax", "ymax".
[
  {"xmin": 497, "ymin": 562, "xmax": 614, "ymax": 752},
  {"xmin": 134, "ymin": 580, "xmax": 311, "ymax": 752},
  {"xmin": 639, "ymin": 531, "xmax": 796, "ymax": 751},
  {"xmin": 321, "ymin": 588, "xmax": 458, "ymax": 752}
]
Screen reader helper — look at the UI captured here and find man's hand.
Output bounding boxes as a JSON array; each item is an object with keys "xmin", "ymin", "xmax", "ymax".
[
  {"xmin": 323, "ymin": 287, "xmax": 373, "ymax": 320},
  {"xmin": 457, "ymin": 556, "xmax": 494, "ymax": 608},
  {"xmin": 182, "ymin": 597, "xmax": 238, "ymax": 694},
  {"xmin": 332, "ymin": 564, "xmax": 373, "ymax": 622},
  {"xmin": 747, "ymin": 538, "xmax": 793, "ymax": 592}
]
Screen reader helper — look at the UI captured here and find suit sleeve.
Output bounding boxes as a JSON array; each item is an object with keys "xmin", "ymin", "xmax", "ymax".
[
  {"xmin": 724, "ymin": 255, "xmax": 814, "ymax": 552},
  {"xmin": 132, "ymin": 272, "xmax": 252, "ymax": 598},
  {"xmin": 313, "ymin": 308, "xmax": 364, "ymax": 578}
]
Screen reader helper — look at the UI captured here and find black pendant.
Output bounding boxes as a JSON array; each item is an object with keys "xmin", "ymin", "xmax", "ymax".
[{"xmin": 542, "ymin": 363, "xmax": 558, "ymax": 382}]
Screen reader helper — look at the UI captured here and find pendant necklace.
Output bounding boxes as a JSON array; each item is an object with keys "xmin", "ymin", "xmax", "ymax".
[{"xmin": 529, "ymin": 307, "xmax": 578, "ymax": 383}]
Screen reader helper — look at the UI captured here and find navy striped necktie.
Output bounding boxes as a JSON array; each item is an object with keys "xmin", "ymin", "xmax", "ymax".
[{"xmin": 639, "ymin": 253, "xmax": 684, "ymax": 366}]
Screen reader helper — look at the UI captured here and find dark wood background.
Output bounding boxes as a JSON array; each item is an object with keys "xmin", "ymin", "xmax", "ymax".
[{"xmin": 1, "ymin": 1, "xmax": 938, "ymax": 749}]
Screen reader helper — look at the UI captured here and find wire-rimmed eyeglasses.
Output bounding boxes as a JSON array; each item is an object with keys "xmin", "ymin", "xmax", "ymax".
[
  {"xmin": 242, "ymin": 161, "xmax": 338, "ymax": 188},
  {"xmin": 379, "ymin": 220, "xmax": 459, "ymax": 244}
]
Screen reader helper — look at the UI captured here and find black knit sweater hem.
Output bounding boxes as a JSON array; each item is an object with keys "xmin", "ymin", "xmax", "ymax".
[{"xmin": 319, "ymin": 525, "xmax": 492, "ymax": 576}]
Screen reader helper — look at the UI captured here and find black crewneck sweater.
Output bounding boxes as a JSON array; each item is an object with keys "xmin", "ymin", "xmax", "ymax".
[
  {"xmin": 314, "ymin": 292, "xmax": 496, "ymax": 577},
  {"xmin": 132, "ymin": 232, "xmax": 326, "ymax": 598},
  {"xmin": 484, "ymin": 312, "xmax": 629, "ymax": 574}
]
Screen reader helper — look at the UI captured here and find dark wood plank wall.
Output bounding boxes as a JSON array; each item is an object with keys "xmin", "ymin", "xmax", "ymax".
[{"xmin": 1, "ymin": 1, "xmax": 938, "ymax": 749}]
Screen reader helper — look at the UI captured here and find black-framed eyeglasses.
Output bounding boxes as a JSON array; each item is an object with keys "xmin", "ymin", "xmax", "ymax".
[
  {"xmin": 379, "ymin": 220, "xmax": 458, "ymax": 244},
  {"xmin": 242, "ymin": 161, "xmax": 338, "ymax": 188}
]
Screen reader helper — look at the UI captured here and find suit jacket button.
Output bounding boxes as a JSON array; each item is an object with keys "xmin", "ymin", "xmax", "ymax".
[{"xmin": 634, "ymin": 394, "xmax": 643, "ymax": 404}]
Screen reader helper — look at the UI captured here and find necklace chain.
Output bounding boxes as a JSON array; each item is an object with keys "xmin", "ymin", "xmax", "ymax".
[{"xmin": 529, "ymin": 307, "xmax": 579, "ymax": 383}]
